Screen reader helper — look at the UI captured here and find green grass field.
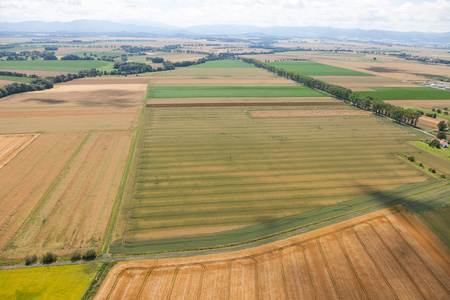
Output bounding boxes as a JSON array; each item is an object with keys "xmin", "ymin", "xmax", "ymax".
[
  {"xmin": 0, "ymin": 263, "xmax": 100, "ymax": 300},
  {"xmin": 267, "ymin": 61, "xmax": 373, "ymax": 76},
  {"xmin": 358, "ymin": 87, "xmax": 450, "ymax": 100},
  {"xmin": 111, "ymin": 106, "xmax": 436, "ymax": 254},
  {"xmin": 147, "ymin": 86, "xmax": 328, "ymax": 98},
  {"xmin": 0, "ymin": 76, "xmax": 34, "ymax": 83},
  {"xmin": 409, "ymin": 141, "xmax": 450, "ymax": 161},
  {"xmin": 0, "ymin": 60, "xmax": 113, "ymax": 73},
  {"xmin": 189, "ymin": 60, "xmax": 255, "ymax": 68}
]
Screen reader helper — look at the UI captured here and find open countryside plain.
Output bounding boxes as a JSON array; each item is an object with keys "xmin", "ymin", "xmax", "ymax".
[
  {"xmin": 0, "ymin": 77, "xmax": 147, "ymax": 260},
  {"xmin": 112, "ymin": 59, "xmax": 443, "ymax": 255},
  {"xmin": 96, "ymin": 207, "xmax": 450, "ymax": 299}
]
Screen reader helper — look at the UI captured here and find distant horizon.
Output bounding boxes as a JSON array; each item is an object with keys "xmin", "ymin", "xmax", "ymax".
[
  {"xmin": 1, "ymin": 19, "xmax": 449, "ymax": 35},
  {"xmin": 1, "ymin": 0, "xmax": 449, "ymax": 33}
]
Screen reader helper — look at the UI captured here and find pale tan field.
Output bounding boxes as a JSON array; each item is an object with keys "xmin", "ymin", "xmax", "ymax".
[
  {"xmin": 95, "ymin": 207, "xmax": 450, "ymax": 299},
  {"xmin": 0, "ymin": 133, "xmax": 86, "ymax": 252},
  {"xmin": 0, "ymin": 76, "xmax": 146, "ymax": 259},
  {"xmin": 385, "ymin": 99, "xmax": 450, "ymax": 109},
  {"xmin": 417, "ymin": 115, "xmax": 449, "ymax": 130},
  {"xmin": 1, "ymin": 131, "xmax": 133, "ymax": 257},
  {"xmin": 145, "ymin": 67, "xmax": 282, "ymax": 79},
  {"xmin": 316, "ymin": 59, "xmax": 450, "ymax": 81},
  {"xmin": 0, "ymin": 78, "xmax": 147, "ymax": 111},
  {"xmin": 251, "ymin": 110, "xmax": 373, "ymax": 117},
  {"xmin": 314, "ymin": 75, "xmax": 419, "ymax": 89},
  {"xmin": 0, "ymin": 70, "xmax": 70, "ymax": 77},
  {"xmin": 0, "ymin": 134, "xmax": 38, "ymax": 168},
  {"xmin": 0, "ymin": 79, "xmax": 15, "ymax": 86}
]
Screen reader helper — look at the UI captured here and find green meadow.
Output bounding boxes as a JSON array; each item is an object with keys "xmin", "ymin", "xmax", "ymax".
[
  {"xmin": 147, "ymin": 86, "xmax": 328, "ymax": 98},
  {"xmin": 0, "ymin": 263, "xmax": 100, "ymax": 300},
  {"xmin": 267, "ymin": 61, "xmax": 373, "ymax": 76},
  {"xmin": 358, "ymin": 87, "xmax": 450, "ymax": 100},
  {"xmin": 0, "ymin": 76, "xmax": 34, "ymax": 83},
  {"xmin": 189, "ymin": 60, "xmax": 255, "ymax": 68}
]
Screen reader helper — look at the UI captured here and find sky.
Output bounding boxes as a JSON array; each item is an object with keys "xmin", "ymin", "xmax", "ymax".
[{"xmin": 1, "ymin": 0, "xmax": 449, "ymax": 32}]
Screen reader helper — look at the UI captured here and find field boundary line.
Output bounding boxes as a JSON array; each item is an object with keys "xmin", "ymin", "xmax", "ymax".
[
  {"xmin": 332, "ymin": 233, "xmax": 368, "ymax": 299},
  {"xmin": 277, "ymin": 248, "xmax": 289, "ymax": 300},
  {"xmin": 382, "ymin": 217, "xmax": 450, "ymax": 293},
  {"xmin": 136, "ymin": 265, "xmax": 157, "ymax": 300},
  {"xmin": 146, "ymin": 101, "xmax": 345, "ymax": 108},
  {"xmin": 102, "ymin": 91, "xmax": 148, "ymax": 255},
  {"xmin": 105, "ymin": 267, "xmax": 149, "ymax": 300},
  {"xmin": 350, "ymin": 225, "xmax": 399, "ymax": 299},
  {"xmin": 316, "ymin": 237, "xmax": 342, "ymax": 300},
  {"xmin": 367, "ymin": 221, "xmax": 426, "ymax": 299}
]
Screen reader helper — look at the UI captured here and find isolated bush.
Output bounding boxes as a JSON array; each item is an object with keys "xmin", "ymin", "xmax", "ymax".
[
  {"xmin": 437, "ymin": 109, "xmax": 442, "ymax": 113},
  {"xmin": 432, "ymin": 108, "xmax": 436, "ymax": 112},
  {"xmin": 407, "ymin": 156, "xmax": 415, "ymax": 162},
  {"xmin": 437, "ymin": 120, "xmax": 447, "ymax": 131},
  {"xmin": 71, "ymin": 251, "xmax": 81, "ymax": 262},
  {"xmin": 437, "ymin": 131, "xmax": 447, "ymax": 139},
  {"xmin": 41, "ymin": 252, "xmax": 57, "ymax": 264},
  {"xmin": 419, "ymin": 163, "xmax": 424, "ymax": 167},
  {"xmin": 82, "ymin": 250, "xmax": 97, "ymax": 261},
  {"xmin": 428, "ymin": 168, "xmax": 436, "ymax": 173},
  {"xmin": 25, "ymin": 254, "xmax": 37, "ymax": 266}
]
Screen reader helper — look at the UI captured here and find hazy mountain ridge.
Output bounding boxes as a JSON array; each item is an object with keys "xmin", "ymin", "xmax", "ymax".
[{"xmin": 1, "ymin": 20, "xmax": 449, "ymax": 44}]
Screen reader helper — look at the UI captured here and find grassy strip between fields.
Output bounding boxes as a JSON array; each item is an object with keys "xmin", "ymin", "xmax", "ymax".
[
  {"xmin": 81, "ymin": 262, "xmax": 116, "ymax": 300},
  {"xmin": 399, "ymin": 153, "xmax": 448, "ymax": 180},
  {"xmin": 409, "ymin": 141, "xmax": 450, "ymax": 160},
  {"xmin": 406, "ymin": 106, "xmax": 450, "ymax": 122},
  {"xmin": 110, "ymin": 179, "xmax": 443, "ymax": 255},
  {"xmin": 101, "ymin": 95, "xmax": 148, "ymax": 255}
]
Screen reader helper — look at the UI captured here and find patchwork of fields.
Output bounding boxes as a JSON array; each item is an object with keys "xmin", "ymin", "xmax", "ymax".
[
  {"xmin": 97, "ymin": 207, "xmax": 450, "ymax": 299},
  {"xmin": 108, "ymin": 59, "xmax": 447, "ymax": 255},
  {"xmin": 358, "ymin": 87, "xmax": 450, "ymax": 100},
  {"xmin": 266, "ymin": 61, "xmax": 373, "ymax": 76}
]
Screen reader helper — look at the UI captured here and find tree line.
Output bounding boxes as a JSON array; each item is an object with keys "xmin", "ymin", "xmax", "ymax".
[
  {"xmin": 0, "ymin": 69, "xmax": 102, "ymax": 98},
  {"xmin": 241, "ymin": 58, "xmax": 421, "ymax": 126}
]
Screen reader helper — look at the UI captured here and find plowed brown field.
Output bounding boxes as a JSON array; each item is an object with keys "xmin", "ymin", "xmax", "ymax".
[
  {"xmin": 0, "ymin": 134, "xmax": 38, "ymax": 168},
  {"xmin": 95, "ymin": 207, "xmax": 450, "ymax": 299}
]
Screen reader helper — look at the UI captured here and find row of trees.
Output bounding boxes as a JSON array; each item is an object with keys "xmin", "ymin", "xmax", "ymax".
[
  {"xmin": 241, "ymin": 58, "xmax": 421, "ymax": 126},
  {"xmin": 0, "ymin": 69, "xmax": 102, "ymax": 98},
  {"xmin": 24, "ymin": 249, "xmax": 96, "ymax": 266},
  {"xmin": 61, "ymin": 54, "xmax": 95, "ymax": 60}
]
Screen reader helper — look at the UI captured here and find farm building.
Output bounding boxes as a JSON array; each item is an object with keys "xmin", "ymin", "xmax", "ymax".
[{"xmin": 431, "ymin": 138, "xmax": 449, "ymax": 148}]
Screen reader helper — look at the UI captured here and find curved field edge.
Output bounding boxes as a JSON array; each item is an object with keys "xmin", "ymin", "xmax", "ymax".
[
  {"xmin": 109, "ymin": 179, "xmax": 444, "ymax": 255},
  {"xmin": 95, "ymin": 206, "xmax": 450, "ymax": 299}
]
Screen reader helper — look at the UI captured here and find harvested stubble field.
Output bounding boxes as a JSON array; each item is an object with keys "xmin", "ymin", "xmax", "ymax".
[
  {"xmin": 1, "ymin": 131, "xmax": 133, "ymax": 257},
  {"xmin": 0, "ymin": 59, "xmax": 113, "ymax": 73},
  {"xmin": 251, "ymin": 109, "xmax": 372, "ymax": 117},
  {"xmin": 385, "ymin": 99, "xmax": 450, "ymax": 110},
  {"xmin": 97, "ymin": 207, "xmax": 450, "ymax": 299},
  {"xmin": 0, "ymin": 76, "xmax": 147, "ymax": 258},
  {"xmin": 0, "ymin": 134, "xmax": 38, "ymax": 168},
  {"xmin": 112, "ymin": 106, "xmax": 435, "ymax": 254}
]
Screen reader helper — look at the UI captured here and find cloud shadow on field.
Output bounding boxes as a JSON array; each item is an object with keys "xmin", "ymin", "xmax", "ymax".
[{"xmin": 24, "ymin": 98, "xmax": 67, "ymax": 104}]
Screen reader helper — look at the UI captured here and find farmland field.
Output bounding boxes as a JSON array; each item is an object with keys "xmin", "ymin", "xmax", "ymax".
[
  {"xmin": 0, "ymin": 263, "xmax": 100, "ymax": 300},
  {"xmin": 358, "ymin": 87, "xmax": 450, "ymax": 100},
  {"xmin": 0, "ymin": 76, "xmax": 147, "ymax": 260},
  {"xmin": 0, "ymin": 75, "xmax": 33, "ymax": 83},
  {"xmin": 189, "ymin": 60, "xmax": 255, "ymax": 68},
  {"xmin": 97, "ymin": 207, "xmax": 450, "ymax": 299},
  {"xmin": 266, "ymin": 61, "xmax": 373, "ymax": 76},
  {"xmin": 0, "ymin": 134, "xmax": 38, "ymax": 168},
  {"xmin": 112, "ymin": 105, "xmax": 437, "ymax": 254},
  {"xmin": 147, "ymin": 85, "xmax": 328, "ymax": 98},
  {"xmin": 0, "ymin": 60, "xmax": 113, "ymax": 73}
]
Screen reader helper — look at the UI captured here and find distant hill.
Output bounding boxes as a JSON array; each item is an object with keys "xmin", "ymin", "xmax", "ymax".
[{"xmin": 1, "ymin": 20, "xmax": 449, "ymax": 45}]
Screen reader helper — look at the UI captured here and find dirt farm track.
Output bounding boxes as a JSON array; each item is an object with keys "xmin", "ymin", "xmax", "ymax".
[{"xmin": 95, "ymin": 207, "xmax": 450, "ymax": 299}]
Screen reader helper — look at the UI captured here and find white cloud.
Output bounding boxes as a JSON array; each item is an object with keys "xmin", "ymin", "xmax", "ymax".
[{"xmin": 0, "ymin": 0, "xmax": 449, "ymax": 32}]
